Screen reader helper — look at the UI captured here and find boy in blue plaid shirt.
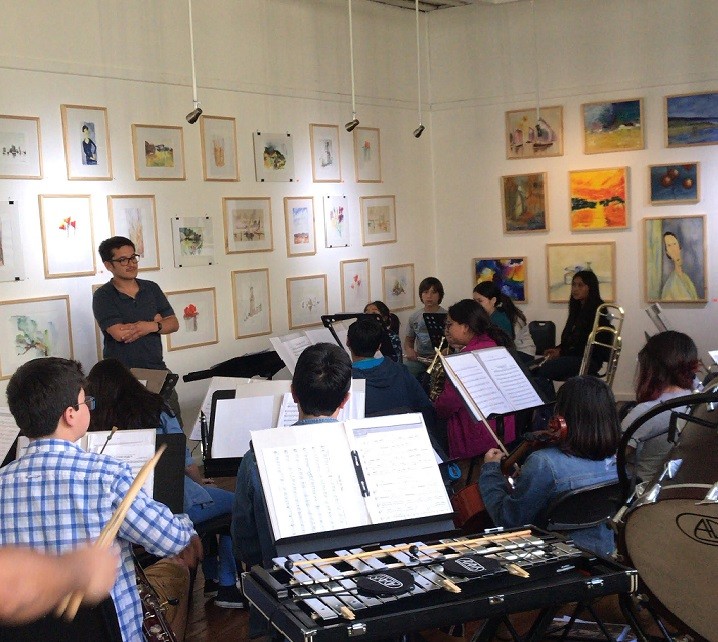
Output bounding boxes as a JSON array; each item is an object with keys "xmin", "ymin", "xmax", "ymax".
[{"xmin": 0, "ymin": 357, "xmax": 201, "ymax": 641}]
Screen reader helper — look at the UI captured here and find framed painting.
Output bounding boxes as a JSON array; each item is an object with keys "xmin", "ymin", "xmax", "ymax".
[
  {"xmin": 253, "ymin": 131, "xmax": 295, "ymax": 182},
  {"xmin": 38, "ymin": 195, "xmax": 95, "ymax": 278},
  {"xmin": 546, "ymin": 242, "xmax": 615, "ymax": 303},
  {"xmin": 649, "ymin": 163, "xmax": 700, "ymax": 205},
  {"xmin": 131, "ymin": 124, "xmax": 185, "ymax": 180},
  {"xmin": 505, "ymin": 106, "xmax": 563, "ymax": 159},
  {"xmin": 501, "ymin": 173, "xmax": 548, "ymax": 233},
  {"xmin": 200, "ymin": 115, "xmax": 238, "ymax": 181},
  {"xmin": 107, "ymin": 195, "xmax": 160, "ymax": 271},
  {"xmin": 382, "ymin": 264, "xmax": 415, "ymax": 312},
  {"xmin": 222, "ymin": 197, "xmax": 273, "ymax": 254},
  {"xmin": 0, "ymin": 295, "xmax": 73, "ymax": 379},
  {"xmin": 165, "ymin": 287, "xmax": 219, "ymax": 351},
  {"xmin": 473, "ymin": 257, "xmax": 527, "ymax": 303},
  {"xmin": 61, "ymin": 104, "xmax": 112, "ymax": 180},
  {"xmin": 569, "ymin": 167, "xmax": 629, "ymax": 231},
  {"xmin": 0, "ymin": 200, "xmax": 25, "ymax": 282},
  {"xmin": 171, "ymin": 216, "xmax": 214, "ymax": 267},
  {"xmin": 0, "ymin": 115, "xmax": 42, "ymax": 179},
  {"xmin": 644, "ymin": 215, "xmax": 706, "ymax": 303},
  {"xmin": 323, "ymin": 195, "xmax": 349, "ymax": 248},
  {"xmin": 287, "ymin": 274, "xmax": 328, "ymax": 329},
  {"xmin": 582, "ymin": 98, "xmax": 644, "ymax": 154},
  {"xmin": 340, "ymin": 258, "xmax": 370, "ymax": 312},
  {"xmin": 284, "ymin": 197, "xmax": 316, "ymax": 257},
  {"xmin": 665, "ymin": 91, "xmax": 718, "ymax": 148},
  {"xmin": 232, "ymin": 268, "xmax": 272, "ymax": 339},
  {"xmin": 353, "ymin": 127, "xmax": 381, "ymax": 182},
  {"xmin": 310, "ymin": 124, "xmax": 341, "ymax": 182},
  {"xmin": 360, "ymin": 195, "xmax": 396, "ymax": 246}
]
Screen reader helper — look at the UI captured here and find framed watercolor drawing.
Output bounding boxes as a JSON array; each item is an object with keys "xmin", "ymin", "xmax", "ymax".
[
  {"xmin": 360, "ymin": 195, "xmax": 396, "ymax": 246},
  {"xmin": 232, "ymin": 268, "xmax": 272, "ymax": 339},
  {"xmin": 165, "ymin": 287, "xmax": 219, "ymax": 351},
  {"xmin": 506, "ymin": 106, "xmax": 563, "ymax": 159},
  {"xmin": 253, "ymin": 131, "xmax": 295, "ymax": 182},
  {"xmin": 501, "ymin": 173, "xmax": 548, "ymax": 233},
  {"xmin": 582, "ymin": 98, "xmax": 644, "ymax": 154},
  {"xmin": 131, "ymin": 124, "xmax": 185, "ymax": 180},
  {"xmin": 473, "ymin": 257, "xmax": 527, "ymax": 303},
  {"xmin": 38, "ymin": 195, "xmax": 95, "ymax": 279},
  {"xmin": 353, "ymin": 127, "xmax": 381, "ymax": 182},
  {"xmin": 200, "ymin": 115, "xmax": 238, "ymax": 181},
  {"xmin": 61, "ymin": 104, "xmax": 112, "ymax": 180},
  {"xmin": 0, "ymin": 200, "xmax": 25, "ymax": 282},
  {"xmin": 0, "ymin": 295, "xmax": 73, "ymax": 379},
  {"xmin": 171, "ymin": 216, "xmax": 214, "ymax": 267},
  {"xmin": 340, "ymin": 258, "xmax": 370, "ymax": 312},
  {"xmin": 284, "ymin": 197, "xmax": 316, "ymax": 257},
  {"xmin": 222, "ymin": 197, "xmax": 273, "ymax": 254},
  {"xmin": 310, "ymin": 124, "xmax": 341, "ymax": 182},
  {"xmin": 287, "ymin": 274, "xmax": 328, "ymax": 329},
  {"xmin": 0, "ymin": 115, "xmax": 42, "ymax": 179},
  {"xmin": 644, "ymin": 215, "xmax": 706, "ymax": 303},
  {"xmin": 665, "ymin": 91, "xmax": 718, "ymax": 148},
  {"xmin": 382, "ymin": 264, "xmax": 415, "ymax": 312},
  {"xmin": 323, "ymin": 195, "xmax": 349, "ymax": 248},
  {"xmin": 107, "ymin": 195, "xmax": 160, "ymax": 271},
  {"xmin": 569, "ymin": 167, "xmax": 629, "ymax": 231},
  {"xmin": 546, "ymin": 242, "xmax": 615, "ymax": 303},
  {"xmin": 649, "ymin": 163, "xmax": 699, "ymax": 205}
]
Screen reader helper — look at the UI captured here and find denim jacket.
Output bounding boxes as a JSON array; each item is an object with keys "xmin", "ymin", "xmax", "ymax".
[{"xmin": 479, "ymin": 446, "xmax": 617, "ymax": 556}]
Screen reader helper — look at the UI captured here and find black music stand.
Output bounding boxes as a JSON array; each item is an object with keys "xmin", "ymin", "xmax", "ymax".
[
  {"xmin": 321, "ymin": 312, "xmax": 395, "ymax": 358},
  {"xmin": 423, "ymin": 312, "xmax": 447, "ymax": 350},
  {"xmin": 154, "ymin": 433, "xmax": 186, "ymax": 514}
]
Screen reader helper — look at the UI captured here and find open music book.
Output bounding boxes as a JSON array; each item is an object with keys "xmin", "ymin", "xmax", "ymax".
[
  {"xmin": 269, "ymin": 323, "xmax": 351, "ymax": 374},
  {"xmin": 251, "ymin": 413, "xmax": 452, "ymax": 541},
  {"xmin": 441, "ymin": 346, "xmax": 545, "ymax": 420}
]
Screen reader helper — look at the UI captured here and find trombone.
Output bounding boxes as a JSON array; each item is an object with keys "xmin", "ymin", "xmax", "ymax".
[{"xmin": 579, "ymin": 303, "xmax": 625, "ymax": 388}]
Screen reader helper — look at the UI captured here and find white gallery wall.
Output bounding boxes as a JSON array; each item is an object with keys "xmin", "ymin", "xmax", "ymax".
[{"xmin": 0, "ymin": 0, "xmax": 715, "ymax": 423}]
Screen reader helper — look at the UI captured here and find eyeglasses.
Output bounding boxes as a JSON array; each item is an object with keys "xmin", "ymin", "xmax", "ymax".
[
  {"xmin": 110, "ymin": 254, "xmax": 140, "ymax": 266},
  {"xmin": 74, "ymin": 396, "xmax": 96, "ymax": 411}
]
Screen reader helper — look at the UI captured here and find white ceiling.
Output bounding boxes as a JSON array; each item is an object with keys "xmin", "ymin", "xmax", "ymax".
[{"xmin": 364, "ymin": 0, "xmax": 520, "ymax": 11}]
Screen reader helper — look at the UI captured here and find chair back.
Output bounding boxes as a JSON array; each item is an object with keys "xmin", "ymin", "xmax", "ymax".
[
  {"xmin": 545, "ymin": 480, "xmax": 622, "ymax": 531},
  {"xmin": 528, "ymin": 320, "xmax": 556, "ymax": 356}
]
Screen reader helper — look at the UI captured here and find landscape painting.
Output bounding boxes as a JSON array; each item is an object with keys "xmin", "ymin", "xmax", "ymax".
[
  {"xmin": 569, "ymin": 167, "xmax": 629, "ymax": 231},
  {"xmin": 505, "ymin": 106, "xmax": 563, "ymax": 159},
  {"xmin": 665, "ymin": 92, "xmax": 718, "ymax": 147},
  {"xmin": 473, "ymin": 257, "xmax": 527, "ymax": 303},
  {"xmin": 546, "ymin": 242, "xmax": 615, "ymax": 303},
  {"xmin": 582, "ymin": 98, "xmax": 644, "ymax": 154},
  {"xmin": 501, "ymin": 173, "xmax": 548, "ymax": 233}
]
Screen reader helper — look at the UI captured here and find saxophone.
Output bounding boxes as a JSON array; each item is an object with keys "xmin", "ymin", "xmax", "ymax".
[{"xmin": 427, "ymin": 337, "xmax": 447, "ymax": 401}]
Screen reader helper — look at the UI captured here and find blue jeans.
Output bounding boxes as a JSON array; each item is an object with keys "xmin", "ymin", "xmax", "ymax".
[{"xmin": 186, "ymin": 486, "xmax": 236, "ymax": 586}]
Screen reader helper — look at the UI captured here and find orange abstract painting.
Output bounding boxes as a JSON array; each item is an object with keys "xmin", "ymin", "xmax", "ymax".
[{"xmin": 569, "ymin": 167, "xmax": 629, "ymax": 231}]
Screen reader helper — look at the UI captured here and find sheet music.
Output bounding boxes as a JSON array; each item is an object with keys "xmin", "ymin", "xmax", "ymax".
[
  {"xmin": 346, "ymin": 414, "xmax": 452, "ymax": 523},
  {"xmin": 252, "ymin": 423, "xmax": 369, "ymax": 540},
  {"xmin": 83, "ymin": 429, "xmax": 156, "ymax": 496},
  {"xmin": 276, "ymin": 380, "xmax": 366, "ymax": 426},
  {"xmin": 277, "ymin": 394, "xmax": 299, "ymax": 426},
  {"xmin": 443, "ymin": 352, "xmax": 511, "ymax": 417},
  {"xmin": 708, "ymin": 349, "xmax": 718, "ymax": 366},
  {"xmin": 269, "ymin": 333, "xmax": 312, "ymax": 375},
  {"xmin": 474, "ymin": 347, "xmax": 543, "ymax": 410},
  {"xmin": 0, "ymin": 408, "xmax": 20, "ymax": 462},
  {"xmin": 190, "ymin": 376, "xmax": 251, "ymax": 440},
  {"xmin": 211, "ymin": 395, "xmax": 277, "ymax": 458}
]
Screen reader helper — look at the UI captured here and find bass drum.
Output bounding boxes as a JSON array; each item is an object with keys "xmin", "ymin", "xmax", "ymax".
[{"xmin": 619, "ymin": 394, "xmax": 718, "ymax": 641}]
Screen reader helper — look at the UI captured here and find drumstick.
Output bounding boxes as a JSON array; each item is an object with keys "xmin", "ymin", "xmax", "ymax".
[{"xmin": 56, "ymin": 445, "xmax": 167, "ymax": 621}]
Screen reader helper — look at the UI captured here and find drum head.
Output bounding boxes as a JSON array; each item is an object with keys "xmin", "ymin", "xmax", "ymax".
[{"xmin": 624, "ymin": 498, "xmax": 718, "ymax": 641}]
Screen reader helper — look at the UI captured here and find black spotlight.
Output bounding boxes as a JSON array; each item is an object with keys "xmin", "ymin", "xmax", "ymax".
[
  {"xmin": 413, "ymin": 124, "xmax": 425, "ymax": 138},
  {"xmin": 186, "ymin": 106, "xmax": 203, "ymax": 125},
  {"xmin": 345, "ymin": 118, "xmax": 360, "ymax": 132}
]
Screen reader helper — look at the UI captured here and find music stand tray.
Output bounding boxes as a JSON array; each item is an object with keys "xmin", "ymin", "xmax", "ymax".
[{"xmin": 423, "ymin": 312, "xmax": 447, "ymax": 350}]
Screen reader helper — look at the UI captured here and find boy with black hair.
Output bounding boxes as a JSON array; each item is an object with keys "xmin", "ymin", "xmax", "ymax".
[
  {"xmin": 347, "ymin": 318, "xmax": 435, "ymax": 429},
  {"xmin": 0, "ymin": 357, "xmax": 200, "ymax": 642},
  {"xmin": 232, "ymin": 343, "xmax": 351, "ymax": 638},
  {"xmin": 404, "ymin": 276, "xmax": 446, "ymax": 376}
]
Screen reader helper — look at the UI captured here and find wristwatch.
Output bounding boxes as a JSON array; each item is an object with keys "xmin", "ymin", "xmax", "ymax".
[{"xmin": 156, "ymin": 321, "xmax": 162, "ymax": 334}]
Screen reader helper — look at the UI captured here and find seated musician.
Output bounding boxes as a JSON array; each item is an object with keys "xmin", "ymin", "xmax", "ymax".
[
  {"xmin": 404, "ymin": 276, "xmax": 447, "ymax": 377},
  {"xmin": 0, "ymin": 357, "xmax": 201, "ymax": 642},
  {"xmin": 621, "ymin": 331, "xmax": 699, "ymax": 483},
  {"xmin": 232, "ymin": 343, "xmax": 351, "ymax": 637},
  {"xmin": 434, "ymin": 299, "xmax": 515, "ymax": 475},
  {"xmin": 86, "ymin": 358, "xmax": 242, "ymax": 609},
  {"xmin": 479, "ymin": 376, "xmax": 619, "ymax": 557},
  {"xmin": 347, "ymin": 317, "xmax": 435, "ymax": 428}
]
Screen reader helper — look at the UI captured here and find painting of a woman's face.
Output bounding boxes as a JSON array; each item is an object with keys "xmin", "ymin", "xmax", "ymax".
[{"xmin": 664, "ymin": 233, "xmax": 682, "ymax": 264}]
